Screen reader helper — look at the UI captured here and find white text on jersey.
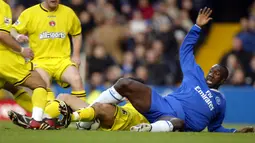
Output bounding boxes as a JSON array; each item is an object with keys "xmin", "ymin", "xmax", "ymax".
[
  {"xmin": 195, "ymin": 86, "xmax": 214, "ymax": 111},
  {"xmin": 39, "ymin": 32, "xmax": 66, "ymax": 39}
]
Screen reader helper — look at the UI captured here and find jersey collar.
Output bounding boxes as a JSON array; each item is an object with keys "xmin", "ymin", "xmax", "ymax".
[
  {"xmin": 40, "ymin": 3, "xmax": 59, "ymax": 12},
  {"xmin": 210, "ymin": 88, "xmax": 220, "ymax": 93}
]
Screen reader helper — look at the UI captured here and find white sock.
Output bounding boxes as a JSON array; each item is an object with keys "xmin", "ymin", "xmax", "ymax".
[
  {"xmin": 151, "ymin": 120, "xmax": 174, "ymax": 132},
  {"xmin": 90, "ymin": 86, "xmax": 123, "ymax": 106},
  {"xmin": 72, "ymin": 112, "xmax": 80, "ymax": 121},
  {"xmin": 42, "ymin": 113, "xmax": 51, "ymax": 119},
  {"xmin": 32, "ymin": 107, "xmax": 44, "ymax": 121}
]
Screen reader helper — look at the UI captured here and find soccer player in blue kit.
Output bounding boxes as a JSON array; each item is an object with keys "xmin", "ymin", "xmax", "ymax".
[{"xmin": 87, "ymin": 7, "xmax": 254, "ymax": 133}]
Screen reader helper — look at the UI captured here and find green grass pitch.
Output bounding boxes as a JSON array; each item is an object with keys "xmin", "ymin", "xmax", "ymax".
[{"xmin": 0, "ymin": 121, "xmax": 254, "ymax": 143}]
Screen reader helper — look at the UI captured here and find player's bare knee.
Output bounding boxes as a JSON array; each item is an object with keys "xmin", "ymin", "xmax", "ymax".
[
  {"xmin": 115, "ymin": 78, "xmax": 133, "ymax": 92},
  {"xmin": 170, "ymin": 118, "xmax": 185, "ymax": 132},
  {"xmin": 92, "ymin": 103, "xmax": 111, "ymax": 120}
]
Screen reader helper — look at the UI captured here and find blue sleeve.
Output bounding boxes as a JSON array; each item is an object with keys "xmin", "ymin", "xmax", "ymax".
[
  {"xmin": 208, "ymin": 105, "xmax": 236, "ymax": 133},
  {"xmin": 179, "ymin": 24, "xmax": 201, "ymax": 74}
]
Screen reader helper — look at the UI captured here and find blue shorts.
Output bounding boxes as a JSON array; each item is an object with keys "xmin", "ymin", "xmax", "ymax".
[{"xmin": 142, "ymin": 89, "xmax": 185, "ymax": 123}]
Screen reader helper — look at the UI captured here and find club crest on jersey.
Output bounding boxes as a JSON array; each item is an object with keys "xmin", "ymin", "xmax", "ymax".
[
  {"xmin": 4, "ymin": 17, "xmax": 11, "ymax": 25},
  {"xmin": 215, "ymin": 96, "xmax": 221, "ymax": 105},
  {"xmin": 49, "ymin": 21, "xmax": 56, "ymax": 27}
]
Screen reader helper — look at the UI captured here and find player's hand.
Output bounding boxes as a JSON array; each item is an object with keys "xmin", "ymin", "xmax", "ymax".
[
  {"xmin": 196, "ymin": 7, "xmax": 212, "ymax": 27},
  {"xmin": 16, "ymin": 34, "xmax": 29, "ymax": 43},
  {"xmin": 236, "ymin": 126, "xmax": 254, "ymax": 133},
  {"xmin": 20, "ymin": 47, "xmax": 34, "ymax": 59},
  {"xmin": 72, "ymin": 56, "xmax": 81, "ymax": 67}
]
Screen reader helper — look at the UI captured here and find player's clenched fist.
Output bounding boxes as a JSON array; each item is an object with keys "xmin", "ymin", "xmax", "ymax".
[
  {"xmin": 16, "ymin": 34, "xmax": 29, "ymax": 43},
  {"xmin": 20, "ymin": 47, "xmax": 34, "ymax": 59},
  {"xmin": 196, "ymin": 7, "xmax": 212, "ymax": 27}
]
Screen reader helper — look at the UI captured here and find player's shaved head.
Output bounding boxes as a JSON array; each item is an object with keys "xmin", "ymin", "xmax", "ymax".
[
  {"xmin": 205, "ymin": 64, "xmax": 229, "ymax": 89},
  {"xmin": 219, "ymin": 65, "xmax": 229, "ymax": 80}
]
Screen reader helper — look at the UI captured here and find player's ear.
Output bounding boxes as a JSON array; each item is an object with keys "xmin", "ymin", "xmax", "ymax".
[{"xmin": 220, "ymin": 79, "xmax": 226, "ymax": 85}]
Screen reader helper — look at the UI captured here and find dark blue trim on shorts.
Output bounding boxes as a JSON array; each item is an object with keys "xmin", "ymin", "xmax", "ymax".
[{"xmin": 109, "ymin": 90, "xmax": 122, "ymax": 102}]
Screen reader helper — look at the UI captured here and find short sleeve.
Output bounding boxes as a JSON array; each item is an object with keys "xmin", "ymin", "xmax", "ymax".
[
  {"xmin": 0, "ymin": 5, "xmax": 12, "ymax": 33},
  {"xmin": 69, "ymin": 10, "xmax": 81, "ymax": 36},
  {"xmin": 12, "ymin": 10, "xmax": 30, "ymax": 34}
]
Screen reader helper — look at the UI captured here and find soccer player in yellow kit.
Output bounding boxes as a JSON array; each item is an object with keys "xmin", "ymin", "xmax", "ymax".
[
  {"xmin": 11, "ymin": 0, "xmax": 86, "ymax": 118},
  {"xmin": 9, "ymin": 93, "xmax": 149, "ymax": 131},
  {"xmin": 0, "ymin": 0, "xmax": 53, "ymax": 129}
]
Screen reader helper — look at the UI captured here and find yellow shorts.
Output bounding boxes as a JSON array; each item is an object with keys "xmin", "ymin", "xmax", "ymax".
[
  {"xmin": 0, "ymin": 51, "xmax": 31, "ymax": 86},
  {"xmin": 102, "ymin": 103, "xmax": 149, "ymax": 131},
  {"xmin": 32, "ymin": 57, "xmax": 76, "ymax": 88}
]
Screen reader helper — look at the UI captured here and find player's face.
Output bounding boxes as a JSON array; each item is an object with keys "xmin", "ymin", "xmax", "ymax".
[
  {"xmin": 45, "ymin": 0, "xmax": 59, "ymax": 10},
  {"xmin": 206, "ymin": 65, "xmax": 224, "ymax": 88}
]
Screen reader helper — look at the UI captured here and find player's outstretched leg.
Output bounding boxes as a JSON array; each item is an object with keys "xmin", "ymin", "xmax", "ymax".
[
  {"xmin": 91, "ymin": 77, "xmax": 151, "ymax": 113},
  {"xmin": 59, "ymin": 102, "xmax": 116, "ymax": 129},
  {"xmin": 35, "ymin": 68, "xmax": 55, "ymax": 101},
  {"xmin": 3, "ymin": 82, "xmax": 32, "ymax": 112},
  {"xmin": 130, "ymin": 117, "xmax": 185, "ymax": 132},
  {"xmin": 21, "ymin": 71, "xmax": 53, "ymax": 129}
]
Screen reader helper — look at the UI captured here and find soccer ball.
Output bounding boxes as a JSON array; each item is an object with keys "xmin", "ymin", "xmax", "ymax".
[{"xmin": 76, "ymin": 119, "xmax": 100, "ymax": 130}]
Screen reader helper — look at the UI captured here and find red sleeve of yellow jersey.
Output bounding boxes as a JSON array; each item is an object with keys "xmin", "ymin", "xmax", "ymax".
[
  {"xmin": 0, "ymin": 6, "xmax": 12, "ymax": 33},
  {"xmin": 69, "ymin": 11, "xmax": 81, "ymax": 36},
  {"xmin": 12, "ymin": 10, "xmax": 30, "ymax": 34}
]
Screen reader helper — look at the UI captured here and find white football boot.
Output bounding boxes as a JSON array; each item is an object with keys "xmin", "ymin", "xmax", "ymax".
[{"xmin": 130, "ymin": 123, "xmax": 152, "ymax": 132}]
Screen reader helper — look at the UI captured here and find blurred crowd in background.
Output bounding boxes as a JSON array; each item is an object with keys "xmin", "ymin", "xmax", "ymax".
[
  {"xmin": 6, "ymin": 0, "xmax": 255, "ymax": 93},
  {"xmin": 220, "ymin": 3, "xmax": 255, "ymax": 87}
]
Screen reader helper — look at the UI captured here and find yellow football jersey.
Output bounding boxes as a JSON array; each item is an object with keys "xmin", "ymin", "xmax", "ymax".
[
  {"xmin": 12, "ymin": 3, "xmax": 81, "ymax": 60},
  {"xmin": 0, "ymin": 0, "xmax": 12, "ymax": 51}
]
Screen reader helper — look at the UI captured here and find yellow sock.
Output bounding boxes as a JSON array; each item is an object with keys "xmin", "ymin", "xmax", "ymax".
[
  {"xmin": 44, "ymin": 100, "xmax": 60, "ymax": 118},
  {"xmin": 32, "ymin": 88, "xmax": 47, "ymax": 109},
  {"xmin": 72, "ymin": 107, "xmax": 95, "ymax": 122},
  {"xmin": 13, "ymin": 88, "xmax": 32, "ymax": 113},
  {"xmin": 47, "ymin": 88, "xmax": 55, "ymax": 101},
  {"xmin": 31, "ymin": 88, "xmax": 47, "ymax": 121},
  {"xmin": 71, "ymin": 90, "xmax": 86, "ymax": 102}
]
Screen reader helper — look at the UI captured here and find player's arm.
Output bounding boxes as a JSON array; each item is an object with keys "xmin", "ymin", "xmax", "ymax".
[
  {"xmin": 0, "ymin": 32, "xmax": 33, "ymax": 59},
  {"xmin": 207, "ymin": 107, "xmax": 237, "ymax": 133},
  {"xmin": 11, "ymin": 10, "xmax": 29, "ymax": 43},
  {"xmin": 69, "ymin": 10, "xmax": 82, "ymax": 66},
  {"xmin": 0, "ymin": 6, "xmax": 32, "ymax": 58},
  {"xmin": 179, "ymin": 7, "xmax": 212, "ymax": 73},
  {"xmin": 208, "ymin": 114, "xmax": 254, "ymax": 133},
  {"xmin": 0, "ymin": 31, "xmax": 22, "ymax": 52},
  {"xmin": 208, "ymin": 104, "xmax": 254, "ymax": 133}
]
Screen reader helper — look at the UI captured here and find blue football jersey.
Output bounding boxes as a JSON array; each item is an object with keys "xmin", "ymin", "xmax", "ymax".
[{"xmin": 164, "ymin": 25, "xmax": 236, "ymax": 132}]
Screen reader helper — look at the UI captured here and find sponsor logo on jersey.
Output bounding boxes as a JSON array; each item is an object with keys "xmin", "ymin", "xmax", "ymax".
[
  {"xmin": 48, "ymin": 15, "xmax": 56, "ymax": 18},
  {"xmin": 49, "ymin": 21, "xmax": 56, "ymax": 27},
  {"xmin": 39, "ymin": 31, "xmax": 66, "ymax": 39},
  {"xmin": 195, "ymin": 86, "xmax": 214, "ymax": 111},
  {"xmin": 14, "ymin": 20, "xmax": 20, "ymax": 25}
]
